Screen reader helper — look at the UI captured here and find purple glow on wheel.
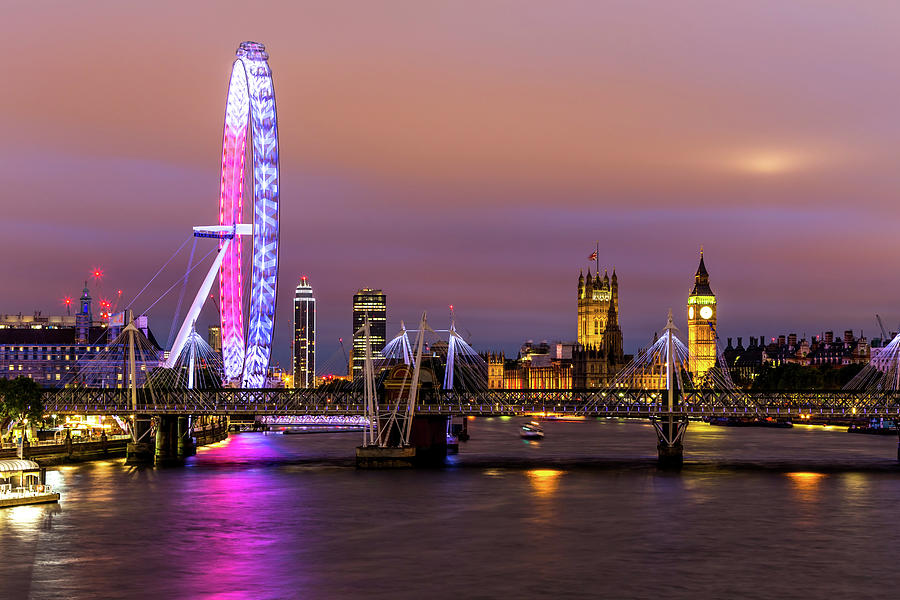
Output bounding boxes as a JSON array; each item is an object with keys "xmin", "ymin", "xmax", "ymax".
[{"xmin": 218, "ymin": 41, "xmax": 279, "ymax": 388}]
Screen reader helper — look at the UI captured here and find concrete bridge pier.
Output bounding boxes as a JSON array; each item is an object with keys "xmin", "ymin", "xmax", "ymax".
[
  {"xmin": 154, "ymin": 415, "xmax": 184, "ymax": 466},
  {"xmin": 125, "ymin": 416, "xmax": 155, "ymax": 466},
  {"xmin": 178, "ymin": 417, "xmax": 196, "ymax": 458},
  {"xmin": 651, "ymin": 415, "xmax": 688, "ymax": 469},
  {"xmin": 411, "ymin": 415, "xmax": 451, "ymax": 464}
]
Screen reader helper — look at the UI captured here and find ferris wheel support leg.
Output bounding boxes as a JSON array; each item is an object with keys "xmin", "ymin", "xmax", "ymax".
[{"xmin": 164, "ymin": 237, "xmax": 233, "ymax": 369}]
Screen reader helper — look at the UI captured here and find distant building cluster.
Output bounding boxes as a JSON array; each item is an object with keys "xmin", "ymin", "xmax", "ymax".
[
  {"xmin": 0, "ymin": 284, "xmax": 160, "ymax": 387},
  {"xmin": 486, "ymin": 342, "xmax": 574, "ymax": 390},
  {"xmin": 724, "ymin": 330, "xmax": 872, "ymax": 383}
]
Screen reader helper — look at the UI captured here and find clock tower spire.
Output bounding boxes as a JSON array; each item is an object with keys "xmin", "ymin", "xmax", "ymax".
[{"xmin": 687, "ymin": 248, "xmax": 717, "ymax": 379}]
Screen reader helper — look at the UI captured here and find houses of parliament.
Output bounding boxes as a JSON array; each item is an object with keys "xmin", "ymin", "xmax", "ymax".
[
  {"xmin": 487, "ymin": 263, "xmax": 629, "ymax": 390},
  {"xmin": 486, "ymin": 253, "xmax": 717, "ymax": 390}
]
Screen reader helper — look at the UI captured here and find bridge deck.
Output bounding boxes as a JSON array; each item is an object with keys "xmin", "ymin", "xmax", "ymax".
[{"xmin": 42, "ymin": 389, "xmax": 900, "ymax": 419}]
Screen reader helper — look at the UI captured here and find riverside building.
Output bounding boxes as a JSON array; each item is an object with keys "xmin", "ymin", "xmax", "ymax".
[{"xmin": 0, "ymin": 285, "xmax": 161, "ymax": 387}]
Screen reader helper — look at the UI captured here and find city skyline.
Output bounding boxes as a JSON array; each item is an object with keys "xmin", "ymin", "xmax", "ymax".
[
  {"xmin": 4, "ymin": 2, "xmax": 900, "ymax": 367},
  {"xmin": 5, "ymin": 6, "xmax": 900, "ymax": 599}
]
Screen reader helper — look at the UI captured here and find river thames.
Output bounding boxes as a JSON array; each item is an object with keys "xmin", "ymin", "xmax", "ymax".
[{"xmin": 2, "ymin": 418, "xmax": 899, "ymax": 599}]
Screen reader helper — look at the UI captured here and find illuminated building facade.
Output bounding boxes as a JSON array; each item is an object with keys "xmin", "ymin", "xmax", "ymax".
[
  {"xmin": 293, "ymin": 276, "xmax": 316, "ymax": 388},
  {"xmin": 0, "ymin": 291, "xmax": 161, "ymax": 387},
  {"xmin": 351, "ymin": 288, "xmax": 386, "ymax": 379},
  {"xmin": 486, "ymin": 348, "xmax": 573, "ymax": 390},
  {"xmin": 574, "ymin": 266, "xmax": 626, "ymax": 388},
  {"xmin": 207, "ymin": 326, "xmax": 222, "ymax": 354},
  {"xmin": 687, "ymin": 251, "xmax": 717, "ymax": 378},
  {"xmin": 577, "ymin": 269, "xmax": 619, "ymax": 347}
]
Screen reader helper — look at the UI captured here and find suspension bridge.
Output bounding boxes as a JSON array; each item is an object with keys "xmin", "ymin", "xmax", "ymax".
[{"xmin": 47, "ymin": 307, "xmax": 900, "ymax": 468}]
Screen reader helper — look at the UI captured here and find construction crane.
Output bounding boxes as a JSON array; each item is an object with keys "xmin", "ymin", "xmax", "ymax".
[
  {"xmin": 876, "ymin": 314, "xmax": 888, "ymax": 340},
  {"xmin": 339, "ymin": 337, "xmax": 350, "ymax": 375}
]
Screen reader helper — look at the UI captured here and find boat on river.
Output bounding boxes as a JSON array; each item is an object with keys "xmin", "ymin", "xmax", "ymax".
[
  {"xmin": 848, "ymin": 418, "xmax": 897, "ymax": 435},
  {"xmin": 0, "ymin": 459, "xmax": 59, "ymax": 508},
  {"xmin": 520, "ymin": 421, "xmax": 544, "ymax": 440}
]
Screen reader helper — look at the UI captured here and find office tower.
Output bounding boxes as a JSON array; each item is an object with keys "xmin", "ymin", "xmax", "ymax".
[
  {"xmin": 207, "ymin": 325, "xmax": 222, "ymax": 354},
  {"xmin": 351, "ymin": 288, "xmax": 386, "ymax": 379},
  {"xmin": 293, "ymin": 276, "xmax": 316, "ymax": 388}
]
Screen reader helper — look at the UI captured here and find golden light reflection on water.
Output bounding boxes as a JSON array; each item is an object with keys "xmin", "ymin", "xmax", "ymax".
[
  {"xmin": 4, "ymin": 504, "xmax": 46, "ymax": 526},
  {"xmin": 787, "ymin": 472, "xmax": 826, "ymax": 482},
  {"xmin": 526, "ymin": 469, "xmax": 564, "ymax": 498},
  {"xmin": 787, "ymin": 472, "xmax": 826, "ymax": 506}
]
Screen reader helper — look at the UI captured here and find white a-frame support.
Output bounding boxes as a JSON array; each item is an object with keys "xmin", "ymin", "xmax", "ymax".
[{"xmin": 164, "ymin": 224, "xmax": 252, "ymax": 369}]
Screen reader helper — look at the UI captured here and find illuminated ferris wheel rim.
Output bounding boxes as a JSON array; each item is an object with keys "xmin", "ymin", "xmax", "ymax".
[{"xmin": 218, "ymin": 41, "xmax": 280, "ymax": 388}]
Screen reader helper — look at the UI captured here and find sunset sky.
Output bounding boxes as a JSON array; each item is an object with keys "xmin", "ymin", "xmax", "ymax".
[{"xmin": 4, "ymin": 1, "xmax": 900, "ymax": 369}]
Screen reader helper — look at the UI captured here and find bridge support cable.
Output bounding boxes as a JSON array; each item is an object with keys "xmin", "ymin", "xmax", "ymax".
[
  {"xmin": 581, "ymin": 310, "xmax": 749, "ymax": 416},
  {"xmin": 166, "ymin": 236, "xmax": 199, "ymax": 351},
  {"xmin": 362, "ymin": 315, "xmax": 377, "ymax": 447},
  {"xmin": 846, "ymin": 331, "xmax": 900, "ymax": 394},
  {"xmin": 654, "ymin": 315, "xmax": 687, "ymax": 468},
  {"xmin": 165, "ymin": 233, "xmax": 238, "ymax": 370},
  {"xmin": 402, "ymin": 312, "xmax": 428, "ymax": 446},
  {"xmin": 125, "ymin": 234, "xmax": 193, "ymax": 312}
]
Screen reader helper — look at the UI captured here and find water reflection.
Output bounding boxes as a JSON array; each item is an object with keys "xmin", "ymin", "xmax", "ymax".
[
  {"xmin": 786, "ymin": 471, "xmax": 826, "ymax": 528},
  {"xmin": 526, "ymin": 469, "xmax": 564, "ymax": 498},
  {"xmin": 787, "ymin": 471, "xmax": 826, "ymax": 493}
]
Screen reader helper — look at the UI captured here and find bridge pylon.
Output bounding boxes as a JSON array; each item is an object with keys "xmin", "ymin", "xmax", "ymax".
[
  {"xmin": 356, "ymin": 312, "xmax": 449, "ymax": 467},
  {"xmin": 652, "ymin": 310, "xmax": 687, "ymax": 468}
]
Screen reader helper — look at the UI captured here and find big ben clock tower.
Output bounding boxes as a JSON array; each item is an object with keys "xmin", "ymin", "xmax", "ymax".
[{"xmin": 687, "ymin": 249, "xmax": 716, "ymax": 378}]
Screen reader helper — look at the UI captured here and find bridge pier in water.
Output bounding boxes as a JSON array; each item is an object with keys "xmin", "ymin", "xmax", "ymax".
[
  {"xmin": 651, "ymin": 311, "xmax": 688, "ymax": 468},
  {"xmin": 356, "ymin": 415, "xmax": 450, "ymax": 468},
  {"xmin": 652, "ymin": 415, "xmax": 688, "ymax": 469},
  {"xmin": 126, "ymin": 415, "xmax": 225, "ymax": 467},
  {"xmin": 154, "ymin": 416, "xmax": 199, "ymax": 466},
  {"xmin": 125, "ymin": 416, "xmax": 155, "ymax": 466},
  {"xmin": 356, "ymin": 333, "xmax": 452, "ymax": 468}
]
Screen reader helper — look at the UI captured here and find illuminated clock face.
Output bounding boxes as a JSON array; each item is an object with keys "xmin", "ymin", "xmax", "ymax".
[
  {"xmin": 688, "ymin": 306, "xmax": 695, "ymax": 319},
  {"xmin": 700, "ymin": 306, "xmax": 713, "ymax": 320}
]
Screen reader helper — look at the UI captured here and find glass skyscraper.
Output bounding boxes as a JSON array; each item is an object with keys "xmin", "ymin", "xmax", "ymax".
[
  {"xmin": 351, "ymin": 288, "xmax": 386, "ymax": 379},
  {"xmin": 293, "ymin": 277, "xmax": 316, "ymax": 388}
]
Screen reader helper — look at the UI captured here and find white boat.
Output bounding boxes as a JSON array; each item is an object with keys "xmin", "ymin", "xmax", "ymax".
[{"xmin": 520, "ymin": 421, "xmax": 544, "ymax": 440}]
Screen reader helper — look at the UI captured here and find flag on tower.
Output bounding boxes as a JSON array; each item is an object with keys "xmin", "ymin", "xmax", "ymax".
[{"xmin": 588, "ymin": 251, "xmax": 598, "ymax": 261}]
